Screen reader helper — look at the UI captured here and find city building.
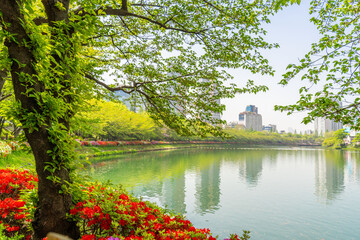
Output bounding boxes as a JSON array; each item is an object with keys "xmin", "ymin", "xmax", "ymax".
[
  {"xmin": 263, "ymin": 124, "xmax": 277, "ymax": 132},
  {"xmin": 200, "ymin": 78, "xmax": 221, "ymax": 121},
  {"xmin": 314, "ymin": 93, "xmax": 343, "ymax": 136},
  {"xmin": 246, "ymin": 105, "xmax": 258, "ymax": 114},
  {"xmin": 314, "ymin": 117, "xmax": 343, "ymax": 136},
  {"xmin": 225, "ymin": 122, "xmax": 245, "ymax": 129},
  {"xmin": 304, "ymin": 129, "xmax": 314, "ymax": 135},
  {"xmin": 238, "ymin": 105, "xmax": 262, "ymax": 131},
  {"xmin": 115, "ymin": 91, "xmax": 144, "ymax": 113}
]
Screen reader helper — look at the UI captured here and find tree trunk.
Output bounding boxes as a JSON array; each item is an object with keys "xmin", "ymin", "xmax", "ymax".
[
  {"xmin": 0, "ymin": 1, "xmax": 79, "ymax": 239},
  {"xmin": 0, "ymin": 117, "xmax": 5, "ymax": 137},
  {"xmin": 27, "ymin": 130, "xmax": 79, "ymax": 240},
  {"xmin": 11, "ymin": 122, "xmax": 22, "ymax": 138}
]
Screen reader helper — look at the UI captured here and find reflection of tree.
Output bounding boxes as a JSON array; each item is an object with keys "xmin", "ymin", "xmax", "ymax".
[
  {"xmin": 195, "ymin": 161, "xmax": 221, "ymax": 214},
  {"xmin": 314, "ymin": 150, "xmax": 345, "ymax": 203}
]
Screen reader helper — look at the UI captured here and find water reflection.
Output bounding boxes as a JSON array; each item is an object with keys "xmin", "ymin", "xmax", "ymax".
[
  {"xmin": 343, "ymin": 151, "xmax": 360, "ymax": 183},
  {"xmin": 314, "ymin": 151, "xmax": 345, "ymax": 203},
  {"xmin": 238, "ymin": 151, "xmax": 264, "ymax": 187},
  {"xmin": 195, "ymin": 161, "xmax": 221, "ymax": 214},
  {"xmin": 89, "ymin": 147, "xmax": 360, "ymax": 239}
]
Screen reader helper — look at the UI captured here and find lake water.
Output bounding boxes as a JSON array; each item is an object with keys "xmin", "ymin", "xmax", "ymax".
[{"xmin": 88, "ymin": 146, "xmax": 360, "ymax": 240}]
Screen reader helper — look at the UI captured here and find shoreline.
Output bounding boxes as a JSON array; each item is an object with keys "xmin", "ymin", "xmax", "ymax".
[
  {"xmin": 1, "ymin": 141, "xmax": 324, "ymax": 169},
  {"xmin": 80, "ymin": 142, "xmax": 323, "ymax": 162}
]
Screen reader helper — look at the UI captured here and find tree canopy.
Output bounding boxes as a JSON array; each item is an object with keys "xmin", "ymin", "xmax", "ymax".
[
  {"xmin": 0, "ymin": 0, "xmax": 288, "ymax": 238},
  {"xmin": 276, "ymin": 0, "xmax": 360, "ymax": 129}
]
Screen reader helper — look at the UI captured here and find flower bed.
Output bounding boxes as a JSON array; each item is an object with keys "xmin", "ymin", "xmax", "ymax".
[
  {"xmin": 0, "ymin": 168, "xmax": 248, "ymax": 240},
  {"xmin": 0, "ymin": 169, "xmax": 38, "ymax": 239},
  {"xmin": 0, "ymin": 141, "xmax": 12, "ymax": 158},
  {"xmin": 77, "ymin": 140, "xmax": 227, "ymax": 147},
  {"xmin": 0, "ymin": 141, "xmax": 29, "ymax": 158}
]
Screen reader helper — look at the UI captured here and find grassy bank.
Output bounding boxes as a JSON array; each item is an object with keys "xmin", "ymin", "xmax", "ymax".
[
  {"xmin": 77, "ymin": 143, "xmax": 224, "ymax": 159},
  {"xmin": 0, "ymin": 150, "xmax": 35, "ymax": 169},
  {"xmin": 1, "ymin": 140, "xmax": 323, "ymax": 169},
  {"xmin": 1, "ymin": 143, "xmax": 223, "ymax": 168}
]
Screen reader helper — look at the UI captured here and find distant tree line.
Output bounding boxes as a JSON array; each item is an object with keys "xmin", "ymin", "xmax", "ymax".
[{"xmin": 69, "ymin": 99, "xmax": 321, "ymax": 146}]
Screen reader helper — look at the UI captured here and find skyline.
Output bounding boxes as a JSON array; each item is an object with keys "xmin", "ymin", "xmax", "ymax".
[{"xmin": 222, "ymin": 2, "xmax": 321, "ymax": 133}]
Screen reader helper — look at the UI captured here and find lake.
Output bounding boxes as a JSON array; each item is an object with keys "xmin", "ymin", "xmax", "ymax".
[{"xmin": 88, "ymin": 146, "xmax": 360, "ymax": 240}]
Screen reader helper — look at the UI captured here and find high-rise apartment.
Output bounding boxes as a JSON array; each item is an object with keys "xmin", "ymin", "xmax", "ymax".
[
  {"xmin": 314, "ymin": 117, "xmax": 343, "ymax": 135},
  {"xmin": 238, "ymin": 105, "xmax": 262, "ymax": 131}
]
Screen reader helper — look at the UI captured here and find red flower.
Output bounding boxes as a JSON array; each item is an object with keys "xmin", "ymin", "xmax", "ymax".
[{"xmin": 6, "ymin": 225, "xmax": 20, "ymax": 232}]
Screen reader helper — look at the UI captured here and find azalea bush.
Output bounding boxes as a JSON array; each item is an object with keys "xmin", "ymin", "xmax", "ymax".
[
  {"xmin": 0, "ymin": 168, "xmax": 249, "ymax": 239},
  {"xmin": 0, "ymin": 168, "xmax": 38, "ymax": 239},
  {"xmin": 69, "ymin": 184, "xmax": 217, "ymax": 240}
]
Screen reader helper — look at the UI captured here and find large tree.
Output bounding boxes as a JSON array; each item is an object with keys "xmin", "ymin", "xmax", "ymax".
[
  {"xmin": 276, "ymin": 0, "xmax": 360, "ymax": 129},
  {"xmin": 0, "ymin": 0, "xmax": 285, "ymax": 239}
]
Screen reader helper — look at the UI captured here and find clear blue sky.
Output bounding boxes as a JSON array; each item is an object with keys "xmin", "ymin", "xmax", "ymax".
[{"xmin": 222, "ymin": 2, "xmax": 320, "ymax": 133}]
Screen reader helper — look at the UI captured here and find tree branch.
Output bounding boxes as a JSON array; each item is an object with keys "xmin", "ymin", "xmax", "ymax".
[
  {"xmin": 73, "ymin": 6, "xmax": 206, "ymax": 34},
  {"xmin": 0, "ymin": 93, "xmax": 12, "ymax": 102},
  {"xmin": 131, "ymin": 3, "xmax": 163, "ymax": 8},
  {"xmin": 84, "ymin": 73, "xmax": 134, "ymax": 93},
  {"xmin": 122, "ymin": 0, "xmax": 128, "ymax": 11}
]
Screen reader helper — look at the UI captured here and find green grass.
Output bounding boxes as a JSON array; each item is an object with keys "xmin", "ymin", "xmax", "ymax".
[
  {"xmin": 0, "ymin": 150, "xmax": 35, "ymax": 169},
  {"xmin": 0, "ymin": 144, "xmax": 206, "ymax": 169},
  {"xmin": 77, "ymin": 144, "xmax": 201, "ymax": 159}
]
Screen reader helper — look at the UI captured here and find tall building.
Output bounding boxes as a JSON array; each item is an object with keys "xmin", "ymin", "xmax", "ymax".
[
  {"xmin": 246, "ymin": 105, "xmax": 258, "ymax": 114},
  {"xmin": 201, "ymin": 78, "xmax": 221, "ymax": 121},
  {"xmin": 238, "ymin": 105, "xmax": 262, "ymax": 131},
  {"xmin": 314, "ymin": 93, "xmax": 343, "ymax": 135},
  {"xmin": 115, "ymin": 91, "xmax": 144, "ymax": 113},
  {"xmin": 314, "ymin": 117, "xmax": 343, "ymax": 136},
  {"xmin": 263, "ymin": 124, "xmax": 277, "ymax": 132}
]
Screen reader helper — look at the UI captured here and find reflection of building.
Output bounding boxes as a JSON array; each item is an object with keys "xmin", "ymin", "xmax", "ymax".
[
  {"xmin": 132, "ymin": 182, "xmax": 162, "ymax": 197},
  {"xmin": 239, "ymin": 153, "xmax": 263, "ymax": 186},
  {"xmin": 238, "ymin": 105, "xmax": 262, "ymax": 131},
  {"xmin": 314, "ymin": 151, "xmax": 345, "ymax": 202},
  {"xmin": 162, "ymin": 175, "xmax": 186, "ymax": 214},
  {"xmin": 344, "ymin": 151, "xmax": 360, "ymax": 183},
  {"xmin": 195, "ymin": 162, "xmax": 221, "ymax": 214}
]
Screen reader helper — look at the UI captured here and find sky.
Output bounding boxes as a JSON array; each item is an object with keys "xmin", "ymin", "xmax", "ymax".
[{"xmin": 221, "ymin": 2, "xmax": 320, "ymax": 133}]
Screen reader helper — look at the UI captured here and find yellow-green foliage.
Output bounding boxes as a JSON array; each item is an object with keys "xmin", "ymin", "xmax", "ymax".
[
  {"xmin": 322, "ymin": 129, "xmax": 348, "ymax": 149},
  {"xmin": 352, "ymin": 133, "xmax": 360, "ymax": 147},
  {"xmin": 74, "ymin": 99, "xmax": 160, "ymax": 140},
  {"xmin": 223, "ymin": 129, "xmax": 300, "ymax": 145}
]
